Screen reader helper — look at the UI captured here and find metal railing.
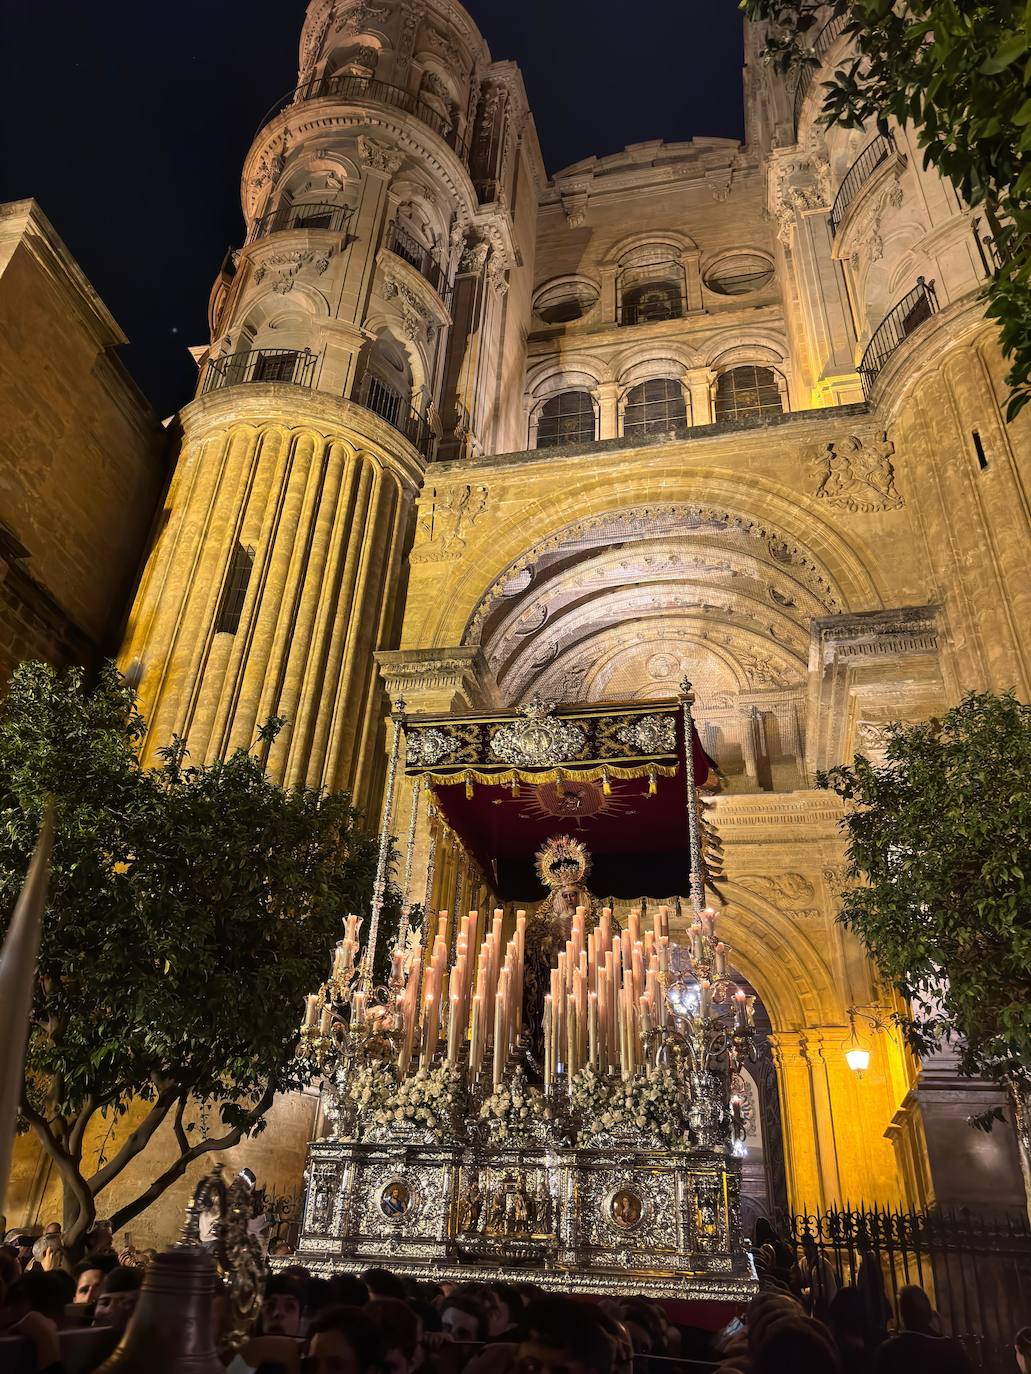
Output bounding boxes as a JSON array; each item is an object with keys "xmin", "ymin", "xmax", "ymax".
[
  {"xmin": 257, "ymin": 72, "xmax": 470, "ymax": 162},
  {"xmin": 792, "ymin": 10, "xmax": 849, "ymax": 132},
  {"xmin": 830, "ymin": 133, "xmax": 896, "ymax": 234},
  {"xmin": 858, "ymin": 278, "xmax": 938, "ymax": 396},
  {"xmin": 356, "ymin": 375, "xmax": 435, "ymax": 459},
  {"xmin": 384, "ymin": 221, "xmax": 448, "ymax": 298},
  {"xmin": 617, "ymin": 297, "xmax": 686, "ymax": 327},
  {"xmin": 250, "ymin": 201, "xmax": 353, "ymax": 243},
  {"xmin": 202, "ymin": 347, "xmax": 317, "ymax": 394},
  {"xmin": 786, "ymin": 1205, "xmax": 1031, "ymax": 1374}
]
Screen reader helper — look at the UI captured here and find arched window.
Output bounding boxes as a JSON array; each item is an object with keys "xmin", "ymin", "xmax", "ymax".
[
  {"xmin": 623, "ymin": 379, "xmax": 687, "ymax": 438},
  {"xmin": 714, "ymin": 365, "xmax": 784, "ymax": 422},
  {"xmin": 620, "ymin": 278, "xmax": 683, "ymax": 326},
  {"xmin": 536, "ymin": 390, "xmax": 596, "ymax": 449}
]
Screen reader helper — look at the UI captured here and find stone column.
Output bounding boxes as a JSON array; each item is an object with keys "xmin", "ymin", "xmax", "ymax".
[
  {"xmin": 684, "ymin": 368, "xmax": 716, "ymax": 426},
  {"xmin": 597, "ymin": 382, "xmax": 620, "ymax": 441}
]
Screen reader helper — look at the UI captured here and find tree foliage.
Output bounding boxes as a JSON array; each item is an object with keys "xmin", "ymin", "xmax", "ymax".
[
  {"xmin": 819, "ymin": 693, "xmax": 1031, "ymax": 1089},
  {"xmin": 0, "ymin": 662, "xmax": 392, "ymax": 1247},
  {"xmin": 742, "ymin": 0, "xmax": 1031, "ymax": 417}
]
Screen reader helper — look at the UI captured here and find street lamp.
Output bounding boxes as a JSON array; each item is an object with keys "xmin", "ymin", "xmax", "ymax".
[{"xmin": 845, "ymin": 1006, "xmax": 888, "ymax": 1077}]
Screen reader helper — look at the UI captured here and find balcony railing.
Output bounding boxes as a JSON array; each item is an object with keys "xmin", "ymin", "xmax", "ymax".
[
  {"xmin": 830, "ymin": 134, "xmax": 896, "ymax": 235},
  {"xmin": 202, "ymin": 347, "xmax": 317, "ymax": 394},
  {"xmin": 356, "ymin": 374, "xmax": 435, "ymax": 460},
  {"xmin": 384, "ymin": 221, "xmax": 448, "ymax": 298},
  {"xmin": 616, "ymin": 298, "xmax": 686, "ymax": 327},
  {"xmin": 792, "ymin": 10, "xmax": 849, "ymax": 132},
  {"xmin": 858, "ymin": 278, "xmax": 938, "ymax": 397},
  {"xmin": 250, "ymin": 201, "xmax": 354, "ymax": 243},
  {"xmin": 257, "ymin": 73, "xmax": 470, "ymax": 163}
]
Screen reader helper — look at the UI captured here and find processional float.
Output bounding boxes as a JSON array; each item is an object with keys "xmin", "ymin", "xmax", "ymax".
[{"xmin": 290, "ymin": 683, "xmax": 757, "ymax": 1298}]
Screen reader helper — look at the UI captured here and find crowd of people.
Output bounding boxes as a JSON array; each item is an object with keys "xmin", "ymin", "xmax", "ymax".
[{"xmin": 1, "ymin": 1211, "xmax": 1026, "ymax": 1373}]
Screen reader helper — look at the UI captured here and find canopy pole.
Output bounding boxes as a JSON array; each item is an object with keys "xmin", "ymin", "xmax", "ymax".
[
  {"xmin": 364, "ymin": 696, "xmax": 405, "ymax": 990},
  {"xmin": 397, "ymin": 777, "xmax": 421, "ymax": 953},
  {"xmin": 679, "ymin": 678, "xmax": 705, "ymax": 915}
]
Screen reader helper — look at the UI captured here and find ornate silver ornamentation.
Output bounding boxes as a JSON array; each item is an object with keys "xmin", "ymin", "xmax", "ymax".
[
  {"xmin": 179, "ymin": 1163, "xmax": 265, "ymax": 1350},
  {"xmin": 616, "ymin": 714, "xmax": 677, "ymax": 755},
  {"xmin": 489, "ymin": 697, "xmax": 586, "ymax": 768},
  {"xmin": 404, "ymin": 727, "xmax": 454, "ymax": 768}
]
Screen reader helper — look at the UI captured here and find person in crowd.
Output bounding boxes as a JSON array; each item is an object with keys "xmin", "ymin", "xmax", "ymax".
[
  {"xmin": 792, "ymin": 1234, "xmax": 839, "ymax": 1321},
  {"xmin": 42, "ymin": 1222, "xmax": 62, "ymax": 1239},
  {"xmin": 84, "ymin": 1220, "xmax": 114, "ymax": 1256},
  {"xmin": 73, "ymin": 1256, "xmax": 112, "ymax": 1306},
  {"xmin": 827, "ymin": 1286, "xmax": 868, "ymax": 1374},
  {"xmin": 257, "ymin": 1273, "xmax": 304, "ymax": 1337},
  {"xmin": 875, "ymin": 1284, "xmax": 974, "ymax": 1373},
  {"xmin": 753, "ymin": 1219, "xmax": 794, "ymax": 1287},
  {"xmin": 1016, "ymin": 1325, "xmax": 1031, "ymax": 1373},
  {"xmin": 330, "ymin": 1273, "xmax": 372, "ymax": 1307},
  {"xmin": 366, "ymin": 1296, "xmax": 422, "ymax": 1374},
  {"xmin": 363, "ymin": 1267, "xmax": 409, "ymax": 1301},
  {"xmin": 515, "ymin": 1297, "xmax": 616, "ymax": 1374},
  {"xmin": 440, "ymin": 1293, "xmax": 487, "ymax": 1344},
  {"xmin": 28, "ymin": 1233, "xmax": 65, "ymax": 1273},
  {"xmin": 269, "ymin": 1238, "xmax": 295, "ymax": 1257},
  {"xmin": 306, "ymin": 1304, "xmax": 388, "ymax": 1374},
  {"xmin": 92, "ymin": 1265, "xmax": 144, "ymax": 1334},
  {"xmin": 855, "ymin": 1245, "xmax": 891, "ymax": 1351}
]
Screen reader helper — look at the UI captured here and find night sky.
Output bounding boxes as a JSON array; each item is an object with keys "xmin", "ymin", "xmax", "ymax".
[{"xmin": 1, "ymin": 2, "xmax": 744, "ymax": 418}]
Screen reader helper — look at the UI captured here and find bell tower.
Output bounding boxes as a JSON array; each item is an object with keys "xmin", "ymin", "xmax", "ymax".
[{"xmin": 121, "ymin": 0, "xmax": 540, "ymax": 803}]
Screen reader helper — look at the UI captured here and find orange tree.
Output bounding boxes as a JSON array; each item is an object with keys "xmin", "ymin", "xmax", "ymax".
[{"xmin": 0, "ymin": 662, "xmax": 394, "ymax": 1250}]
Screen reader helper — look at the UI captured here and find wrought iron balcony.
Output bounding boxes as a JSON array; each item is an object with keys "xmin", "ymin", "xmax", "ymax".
[
  {"xmin": 202, "ymin": 347, "xmax": 317, "ymax": 394},
  {"xmin": 792, "ymin": 10, "xmax": 849, "ymax": 132},
  {"xmin": 830, "ymin": 134, "xmax": 896, "ymax": 235},
  {"xmin": 257, "ymin": 73, "xmax": 470, "ymax": 163},
  {"xmin": 356, "ymin": 374, "xmax": 435, "ymax": 460},
  {"xmin": 383, "ymin": 221, "xmax": 448, "ymax": 299},
  {"xmin": 858, "ymin": 278, "xmax": 938, "ymax": 397},
  {"xmin": 250, "ymin": 201, "xmax": 353, "ymax": 243}
]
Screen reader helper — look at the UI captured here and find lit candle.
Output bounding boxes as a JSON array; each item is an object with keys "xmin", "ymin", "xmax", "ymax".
[
  {"xmin": 391, "ymin": 949, "xmax": 405, "ymax": 984},
  {"xmin": 493, "ymin": 989, "xmax": 506, "ymax": 1086},
  {"xmin": 588, "ymin": 990, "xmax": 598, "ymax": 1068},
  {"xmin": 715, "ymin": 942, "xmax": 728, "ymax": 978},
  {"xmin": 543, "ymin": 993, "xmax": 553, "ymax": 1086},
  {"xmin": 447, "ymin": 990, "xmax": 461, "ymax": 1062},
  {"xmin": 319, "ymin": 1003, "xmax": 333, "ymax": 1036},
  {"xmin": 700, "ymin": 979, "xmax": 713, "ymax": 1020},
  {"xmin": 304, "ymin": 994, "xmax": 319, "ymax": 1029},
  {"xmin": 735, "ymin": 988, "xmax": 748, "ymax": 1027}
]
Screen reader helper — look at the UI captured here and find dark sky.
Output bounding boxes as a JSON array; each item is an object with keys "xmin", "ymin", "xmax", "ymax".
[{"xmin": 1, "ymin": 2, "xmax": 744, "ymax": 417}]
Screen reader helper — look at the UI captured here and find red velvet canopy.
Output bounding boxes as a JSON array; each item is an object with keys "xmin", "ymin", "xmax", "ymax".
[{"xmin": 402, "ymin": 698, "xmax": 716, "ymax": 902}]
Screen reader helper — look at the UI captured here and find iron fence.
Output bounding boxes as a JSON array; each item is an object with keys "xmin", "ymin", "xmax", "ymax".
[
  {"xmin": 384, "ymin": 220, "xmax": 449, "ymax": 299},
  {"xmin": 830, "ymin": 133, "xmax": 896, "ymax": 235},
  {"xmin": 202, "ymin": 347, "xmax": 317, "ymax": 394},
  {"xmin": 356, "ymin": 374, "xmax": 435, "ymax": 460},
  {"xmin": 250, "ymin": 201, "xmax": 353, "ymax": 242},
  {"xmin": 257, "ymin": 72, "xmax": 470, "ymax": 162},
  {"xmin": 858, "ymin": 277, "xmax": 938, "ymax": 397},
  {"xmin": 786, "ymin": 1205, "xmax": 1031, "ymax": 1373}
]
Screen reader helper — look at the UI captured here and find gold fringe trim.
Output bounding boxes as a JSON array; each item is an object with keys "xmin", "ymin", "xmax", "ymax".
[{"xmin": 416, "ymin": 763, "xmax": 679, "ymax": 788}]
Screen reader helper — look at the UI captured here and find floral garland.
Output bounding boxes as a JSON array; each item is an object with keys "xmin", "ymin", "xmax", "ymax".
[
  {"xmin": 569, "ymin": 1066, "xmax": 687, "ymax": 1145},
  {"xmin": 478, "ymin": 1066, "xmax": 549, "ymax": 1142},
  {"xmin": 371, "ymin": 1062, "xmax": 465, "ymax": 1138}
]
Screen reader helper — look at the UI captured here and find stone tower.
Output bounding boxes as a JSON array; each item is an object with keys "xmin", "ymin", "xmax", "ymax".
[{"xmin": 121, "ymin": 0, "xmax": 540, "ymax": 804}]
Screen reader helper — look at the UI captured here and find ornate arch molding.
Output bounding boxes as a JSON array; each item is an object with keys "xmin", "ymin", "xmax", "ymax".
[
  {"xmin": 459, "ymin": 496, "xmax": 878, "ymax": 649},
  {"xmin": 601, "ymin": 227, "xmax": 701, "ymax": 266}
]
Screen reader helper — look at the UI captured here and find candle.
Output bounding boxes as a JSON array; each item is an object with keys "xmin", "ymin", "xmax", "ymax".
[
  {"xmin": 390, "ymin": 949, "xmax": 405, "ymax": 984},
  {"xmin": 588, "ymin": 990, "xmax": 598, "ymax": 1067},
  {"xmin": 735, "ymin": 988, "xmax": 748, "ymax": 1027},
  {"xmin": 319, "ymin": 1003, "xmax": 333, "ymax": 1036},
  {"xmin": 700, "ymin": 979, "xmax": 713, "ymax": 1020},
  {"xmin": 447, "ymin": 990, "xmax": 461, "ymax": 1062},
  {"xmin": 352, "ymin": 990, "xmax": 367, "ymax": 1025},
  {"xmin": 543, "ymin": 994, "xmax": 553, "ymax": 1086},
  {"xmin": 493, "ymin": 989, "xmax": 506, "ymax": 1086},
  {"xmin": 715, "ymin": 942, "xmax": 728, "ymax": 978},
  {"xmin": 304, "ymin": 994, "xmax": 319, "ymax": 1029}
]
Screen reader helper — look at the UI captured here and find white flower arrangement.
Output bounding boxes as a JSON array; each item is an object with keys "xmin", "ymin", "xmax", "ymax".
[
  {"xmin": 569, "ymin": 1066, "xmax": 686, "ymax": 1146},
  {"xmin": 371, "ymin": 1062, "xmax": 465, "ymax": 1138},
  {"xmin": 478, "ymin": 1065, "xmax": 548, "ymax": 1142}
]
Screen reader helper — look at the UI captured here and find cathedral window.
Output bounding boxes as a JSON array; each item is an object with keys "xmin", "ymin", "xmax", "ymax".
[
  {"xmin": 619, "ymin": 278, "xmax": 683, "ymax": 326},
  {"xmin": 713, "ymin": 365, "xmax": 784, "ymax": 422},
  {"xmin": 214, "ymin": 543, "xmax": 255, "ymax": 636},
  {"xmin": 536, "ymin": 390, "xmax": 596, "ymax": 448},
  {"xmin": 623, "ymin": 378, "xmax": 688, "ymax": 438}
]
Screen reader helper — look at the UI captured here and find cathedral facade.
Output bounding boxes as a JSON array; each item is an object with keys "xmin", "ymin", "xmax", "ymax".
[{"xmin": 15, "ymin": 0, "xmax": 1028, "ymax": 1240}]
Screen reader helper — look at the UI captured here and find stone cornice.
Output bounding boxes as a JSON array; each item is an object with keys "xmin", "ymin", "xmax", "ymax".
[
  {"xmin": 176, "ymin": 386, "xmax": 427, "ymax": 492},
  {"xmin": 712, "ymin": 789, "xmax": 844, "ymax": 843}
]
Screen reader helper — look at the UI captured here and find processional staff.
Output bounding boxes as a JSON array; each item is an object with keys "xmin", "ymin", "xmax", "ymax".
[
  {"xmin": 679, "ymin": 678, "xmax": 706, "ymax": 916},
  {"xmin": 363, "ymin": 695, "xmax": 406, "ymax": 992}
]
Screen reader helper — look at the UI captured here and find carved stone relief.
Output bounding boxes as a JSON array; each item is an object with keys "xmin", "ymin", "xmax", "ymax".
[
  {"xmin": 412, "ymin": 485, "xmax": 490, "ymax": 562},
  {"xmin": 811, "ymin": 434, "xmax": 903, "ymax": 513},
  {"xmin": 254, "ymin": 247, "xmax": 335, "ymax": 293},
  {"xmin": 735, "ymin": 872, "xmax": 820, "ymax": 920},
  {"xmin": 356, "ymin": 136, "xmax": 405, "ymax": 175}
]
